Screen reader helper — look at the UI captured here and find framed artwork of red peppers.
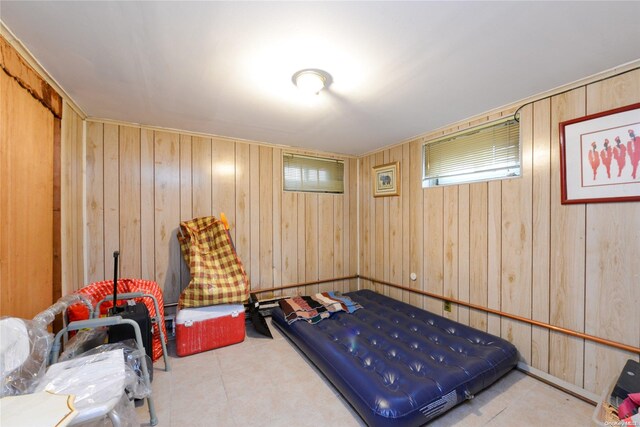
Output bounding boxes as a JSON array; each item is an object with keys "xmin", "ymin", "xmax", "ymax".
[{"xmin": 559, "ymin": 102, "xmax": 640, "ymax": 204}]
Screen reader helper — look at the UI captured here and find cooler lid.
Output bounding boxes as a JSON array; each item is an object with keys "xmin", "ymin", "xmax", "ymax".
[{"xmin": 176, "ymin": 304, "xmax": 245, "ymax": 324}]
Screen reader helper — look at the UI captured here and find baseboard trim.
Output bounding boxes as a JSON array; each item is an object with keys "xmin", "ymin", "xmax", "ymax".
[{"xmin": 516, "ymin": 362, "xmax": 600, "ymax": 406}]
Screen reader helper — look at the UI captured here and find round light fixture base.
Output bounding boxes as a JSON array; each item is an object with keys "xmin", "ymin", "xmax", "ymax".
[{"xmin": 292, "ymin": 69, "xmax": 332, "ymax": 95}]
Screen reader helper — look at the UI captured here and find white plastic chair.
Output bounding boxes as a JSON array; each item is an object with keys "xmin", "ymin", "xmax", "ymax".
[
  {"xmin": 37, "ymin": 348, "xmax": 127, "ymax": 425},
  {"xmin": 50, "ymin": 315, "xmax": 158, "ymax": 426}
]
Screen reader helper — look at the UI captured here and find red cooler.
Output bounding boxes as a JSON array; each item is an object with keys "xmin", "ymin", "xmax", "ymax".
[{"xmin": 176, "ymin": 304, "xmax": 245, "ymax": 356}]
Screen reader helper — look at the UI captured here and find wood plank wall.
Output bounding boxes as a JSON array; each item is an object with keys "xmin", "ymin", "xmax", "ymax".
[
  {"xmin": 358, "ymin": 68, "xmax": 640, "ymax": 396},
  {"xmin": 84, "ymin": 121, "xmax": 358, "ymax": 304},
  {"xmin": 61, "ymin": 102, "xmax": 85, "ymax": 295},
  {"xmin": 0, "ymin": 69, "xmax": 55, "ymax": 318},
  {"xmin": 1, "ymin": 34, "xmax": 66, "ymax": 319}
]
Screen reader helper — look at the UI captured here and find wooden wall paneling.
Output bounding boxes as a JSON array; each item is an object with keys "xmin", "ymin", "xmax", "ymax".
[
  {"xmin": 583, "ymin": 70, "xmax": 640, "ymax": 394},
  {"xmin": 457, "ymin": 184, "xmax": 470, "ymax": 326},
  {"xmin": 103, "ymin": 124, "xmax": 120, "ymax": 281},
  {"xmin": 119, "ymin": 126, "xmax": 142, "ymax": 279},
  {"xmin": 305, "ymin": 194, "xmax": 319, "ymax": 294},
  {"xmin": 585, "ymin": 68, "xmax": 640, "ymax": 113},
  {"xmin": 401, "ymin": 144, "xmax": 411, "ymax": 302},
  {"xmin": 297, "ymin": 190, "xmax": 307, "ymax": 289},
  {"xmin": 82, "ymin": 120, "xmax": 356, "ymax": 301},
  {"xmin": 389, "ymin": 146, "xmax": 403, "ymax": 301},
  {"xmin": 249, "ymin": 144, "xmax": 260, "ymax": 290},
  {"xmin": 584, "ymin": 201, "xmax": 640, "ymax": 394},
  {"xmin": 333, "ymin": 193, "xmax": 344, "ymax": 293},
  {"xmin": 212, "ymin": 137, "xmax": 236, "ymax": 235},
  {"xmin": 486, "ymin": 180, "xmax": 502, "ymax": 336},
  {"xmin": 234, "ymin": 142, "xmax": 251, "ymax": 279},
  {"xmin": 531, "ymin": 98, "xmax": 552, "ymax": 372},
  {"xmin": 191, "ymin": 137, "xmax": 212, "ymax": 218},
  {"xmin": 258, "ymin": 146, "xmax": 273, "ymax": 294},
  {"xmin": 549, "ymin": 88, "xmax": 586, "ymax": 386},
  {"xmin": 423, "ymin": 187, "xmax": 444, "ymax": 314},
  {"xmin": 1, "ymin": 73, "xmax": 10, "ymax": 311},
  {"xmin": 366, "ymin": 154, "xmax": 375, "ymax": 291},
  {"xmin": 398, "ymin": 144, "xmax": 411, "ymax": 303},
  {"xmin": 339, "ymin": 158, "xmax": 348, "ymax": 293},
  {"xmin": 71, "ymin": 110, "xmax": 84, "ymax": 290},
  {"xmin": 65, "ymin": 108, "xmax": 80, "ymax": 291},
  {"xmin": 61, "ymin": 103, "xmax": 84, "ymax": 293},
  {"xmin": 443, "ymin": 185, "xmax": 459, "ymax": 321},
  {"xmin": 178, "ymin": 134, "xmax": 192, "ymax": 293},
  {"xmin": 469, "ymin": 183, "xmax": 487, "ymax": 331},
  {"xmin": 500, "ymin": 104, "xmax": 533, "ymax": 364},
  {"xmin": 60, "ymin": 109, "xmax": 71, "ymax": 292},
  {"xmin": 374, "ymin": 152, "xmax": 384, "ymax": 294},
  {"xmin": 349, "ymin": 158, "xmax": 358, "ymax": 291},
  {"xmin": 318, "ymin": 195, "xmax": 334, "ymax": 292},
  {"xmin": 409, "ymin": 139, "xmax": 424, "ymax": 307},
  {"xmin": 53, "ymin": 117, "xmax": 62, "ymax": 308},
  {"xmin": 153, "ymin": 131, "xmax": 181, "ymax": 303},
  {"xmin": 281, "ymin": 191, "xmax": 298, "ymax": 295},
  {"xmin": 272, "ymin": 148, "xmax": 282, "ymax": 295},
  {"xmin": 85, "ymin": 122, "xmax": 104, "ymax": 284},
  {"xmin": 383, "ymin": 151, "xmax": 391, "ymax": 296},
  {"xmin": 140, "ymin": 129, "xmax": 155, "ymax": 280},
  {"xmin": 0, "ymin": 71, "xmax": 54, "ymax": 318},
  {"xmin": 360, "ymin": 156, "xmax": 371, "ymax": 287}
]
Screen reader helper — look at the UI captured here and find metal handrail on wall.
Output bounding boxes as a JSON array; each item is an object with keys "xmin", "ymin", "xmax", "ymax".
[
  {"xmin": 358, "ymin": 275, "xmax": 640, "ymax": 355},
  {"xmin": 249, "ymin": 275, "xmax": 358, "ymax": 297},
  {"xmin": 247, "ymin": 274, "xmax": 639, "ymax": 355}
]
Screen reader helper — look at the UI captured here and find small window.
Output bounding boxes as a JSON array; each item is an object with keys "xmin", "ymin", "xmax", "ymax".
[
  {"xmin": 422, "ymin": 117, "xmax": 520, "ymax": 187},
  {"xmin": 283, "ymin": 153, "xmax": 344, "ymax": 193}
]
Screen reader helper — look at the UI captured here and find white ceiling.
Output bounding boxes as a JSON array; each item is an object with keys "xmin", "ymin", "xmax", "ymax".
[{"xmin": 2, "ymin": 1, "xmax": 640, "ymax": 156}]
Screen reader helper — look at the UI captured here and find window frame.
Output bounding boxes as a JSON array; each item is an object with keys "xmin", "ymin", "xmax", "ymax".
[
  {"xmin": 282, "ymin": 152, "xmax": 345, "ymax": 194},
  {"xmin": 422, "ymin": 116, "xmax": 521, "ymax": 188}
]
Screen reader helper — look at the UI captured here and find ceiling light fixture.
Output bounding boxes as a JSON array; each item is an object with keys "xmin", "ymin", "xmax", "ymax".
[{"xmin": 292, "ymin": 69, "xmax": 331, "ymax": 95}]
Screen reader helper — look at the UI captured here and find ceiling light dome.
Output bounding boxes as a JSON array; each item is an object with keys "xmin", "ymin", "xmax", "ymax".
[{"xmin": 292, "ymin": 69, "xmax": 331, "ymax": 95}]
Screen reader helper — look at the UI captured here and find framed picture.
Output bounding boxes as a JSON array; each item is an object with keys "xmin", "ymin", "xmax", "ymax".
[
  {"xmin": 559, "ymin": 102, "xmax": 640, "ymax": 204},
  {"xmin": 372, "ymin": 162, "xmax": 400, "ymax": 197}
]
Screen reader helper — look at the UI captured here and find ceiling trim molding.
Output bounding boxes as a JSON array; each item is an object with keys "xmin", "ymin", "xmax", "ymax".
[
  {"xmin": 85, "ymin": 116, "xmax": 358, "ymax": 160},
  {"xmin": 1, "ymin": 20, "xmax": 87, "ymax": 119}
]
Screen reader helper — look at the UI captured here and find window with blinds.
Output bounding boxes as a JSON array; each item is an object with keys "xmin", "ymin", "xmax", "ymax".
[
  {"xmin": 283, "ymin": 153, "xmax": 344, "ymax": 193},
  {"xmin": 422, "ymin": 117, "xmax": 520, "ymax": 187}
]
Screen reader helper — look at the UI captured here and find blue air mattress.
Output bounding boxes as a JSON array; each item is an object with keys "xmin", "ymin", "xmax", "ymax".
[{"xmin": 272, "ymin": 289, "xmax": 518, "ymax": 426}]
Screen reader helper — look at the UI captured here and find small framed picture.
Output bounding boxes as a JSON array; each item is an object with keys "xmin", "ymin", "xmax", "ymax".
[
  {"xmin": 372, "ymin": 162, "xmax": 400, "ymax": 197},
  {"xmin": 559, "ymin": 102, "xmax": 640, "ymax": 204}
]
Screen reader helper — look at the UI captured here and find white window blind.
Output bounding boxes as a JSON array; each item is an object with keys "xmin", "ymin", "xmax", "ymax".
[
  {"xmin": 283, "ymin": 153, "xmax": 344, "ymax": 193},
  {"xmin": 423, "ymin": 117, "xmax": 520, "ymax": 187}
]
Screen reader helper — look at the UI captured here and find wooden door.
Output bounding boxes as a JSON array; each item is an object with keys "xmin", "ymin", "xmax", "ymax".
[{"xmin": 0, "ymin": 36, "xmax": 61, "ymax": 319}]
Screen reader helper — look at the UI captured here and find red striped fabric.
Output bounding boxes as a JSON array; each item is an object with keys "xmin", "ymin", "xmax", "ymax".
[{"xmin": 67, "ymin": 279, "xmax": 167, "ymax": 362}]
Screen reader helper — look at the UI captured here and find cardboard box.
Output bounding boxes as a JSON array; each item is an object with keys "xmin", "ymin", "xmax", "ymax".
[{"xmin": 176, "ymin": 304, "xmax": 245, "ymax": 356}]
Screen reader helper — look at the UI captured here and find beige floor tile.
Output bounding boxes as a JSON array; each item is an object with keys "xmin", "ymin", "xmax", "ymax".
[
  {"xmin": 216, "ymin": 342, "xmax": 279, "ymax": 373},
  {"xmin": 488, "ymin": 379, "xmax": 594, "ymax": 426},
  {"xmin": 173, "ymin": 370, "xmax": 228, "ymax": 407},
  {"xmin": 132, "ymin": 321, "xmax": 596, "ymax": 426},
  {"xmin": 227, "ymin": 390, "xmax": 288, "ymax": 425},
  {"xmin": 427, "ymin": 370, "xmax": 536, "ymax": 426},
  {"xmin": 171, "ymin": 401, "xmax": 237, "ymax": 427}
]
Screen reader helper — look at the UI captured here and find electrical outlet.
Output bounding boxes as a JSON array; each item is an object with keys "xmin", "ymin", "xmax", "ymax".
[
  {"xmin": 164, "ymin": 314, "xmax": 176, "ymax": 339},
  {"xmin": 443, "ymin": 301, "xmax": 452, "ymax": 312}
]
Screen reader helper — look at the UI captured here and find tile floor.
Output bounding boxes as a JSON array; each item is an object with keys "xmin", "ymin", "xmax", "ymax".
[{"xmin": 135, "ymin": 319, "xmax": 596, "ymax": 426}]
